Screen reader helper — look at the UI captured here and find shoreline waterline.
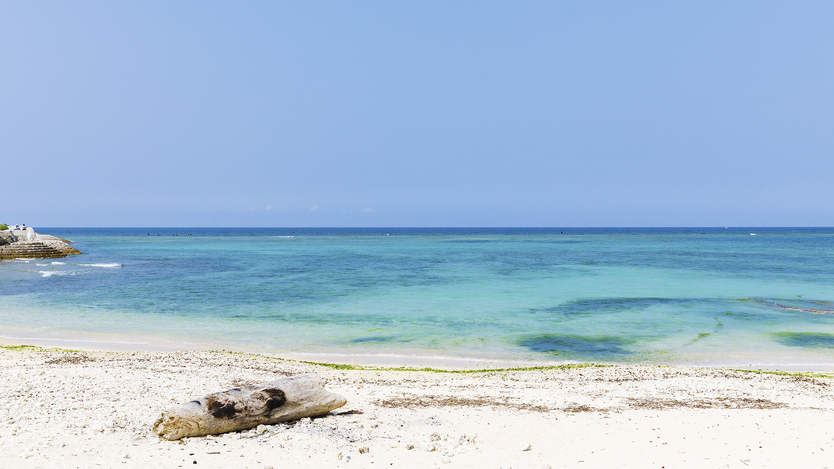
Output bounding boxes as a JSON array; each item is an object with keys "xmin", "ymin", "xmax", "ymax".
[
  {"xmin": 0, "ymin": 332, "xmax": 578, "ymax": 369},
  {"xmin": 3, "ymin": 330, "xmax": 834, "ymax": 373}
]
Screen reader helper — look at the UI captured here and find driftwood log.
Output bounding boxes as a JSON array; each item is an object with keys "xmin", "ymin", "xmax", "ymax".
[{"xmin": 153, "ymin": 373, "xmax": 347, "ymax": 440}]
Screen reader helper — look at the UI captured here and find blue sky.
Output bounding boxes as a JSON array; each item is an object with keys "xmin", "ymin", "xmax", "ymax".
[{"xmin": 2, "ymin": 2, "xmax": 832, "ymax": 227}]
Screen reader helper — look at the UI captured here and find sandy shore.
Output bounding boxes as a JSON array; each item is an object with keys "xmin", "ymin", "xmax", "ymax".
[{"xmin": 1, "ymin": 347, "xmax": 833, "ymax": 469}]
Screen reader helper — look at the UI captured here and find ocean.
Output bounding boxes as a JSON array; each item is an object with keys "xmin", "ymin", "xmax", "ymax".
[{"xmin": 1, "ymin": 227, "xmax": 833, "ymax": 369}]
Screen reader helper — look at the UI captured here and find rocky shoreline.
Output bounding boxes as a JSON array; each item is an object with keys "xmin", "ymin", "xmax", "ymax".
[{"xmin": 0, "ymin": 230, "xmax": 81, "ymax": 259}]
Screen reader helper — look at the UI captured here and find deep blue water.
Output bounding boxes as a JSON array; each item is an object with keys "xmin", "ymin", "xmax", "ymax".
[{"xmin": 1, "ymin": 227, "xmax": 833, "ymax": 368}]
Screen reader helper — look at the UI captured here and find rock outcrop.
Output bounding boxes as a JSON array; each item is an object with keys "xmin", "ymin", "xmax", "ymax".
[
  {"xmin": 0, "ymin": 231, "xmax": 14, "ymax": 246},
  {"xmin": 0, "ymin": 230, "xmax": 82, "ymax": 259}
]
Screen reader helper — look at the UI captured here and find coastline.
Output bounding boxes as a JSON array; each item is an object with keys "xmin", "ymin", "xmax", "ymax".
[
  {"xmin": 3, "ymin": 328, "xmax": 834, "ymax": 372},
  {"xmin": 1, "ymin": 346, "xmax": 832, "ymax": 468}
]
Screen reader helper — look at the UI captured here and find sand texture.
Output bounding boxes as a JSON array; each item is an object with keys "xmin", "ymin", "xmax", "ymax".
[{"xmin": 1, "ymin": 348, "xmax": 833, "ymax": 468}]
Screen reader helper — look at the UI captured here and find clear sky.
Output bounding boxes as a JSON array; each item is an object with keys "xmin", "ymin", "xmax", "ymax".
[{"xmin": 2, "ymin": 1, "xmax": 832, "ymax": 227}]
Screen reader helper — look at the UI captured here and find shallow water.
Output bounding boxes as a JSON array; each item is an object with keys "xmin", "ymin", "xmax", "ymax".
[{"xmin": 1, "ymin": 228, "xmax": 833, "ymax": 368}]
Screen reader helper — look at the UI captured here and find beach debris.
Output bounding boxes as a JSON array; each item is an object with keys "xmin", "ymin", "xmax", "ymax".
[
  {"xmin": 520, "ymin": 441, "xmax": 532, "ymax": 451},
  {"xmin": 153, "ymin": 373, "xmax": 347, "ymax": 440}
]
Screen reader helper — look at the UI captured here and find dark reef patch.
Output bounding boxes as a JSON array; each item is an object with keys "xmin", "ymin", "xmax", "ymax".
[
  {"xmin": 519, "ymin": 334, "xmax": 634, "ymax": 355},
  {"xmin": 772, "ymin": 332, "xmax": 834, "ymax": 348},
  {"xmin": 529, "ymin": 297, "xmax": 700, "ymax": 316},
  {"xmin": 743, "ymin": 298, "xmax": 834, "ymax": 315},
  {"xmin": 442, "ymin": 239, "xmax": 496, "ymax": 244},
  {"xmin": 350, "ymin": 335, "xmax": 399, "ymax": 344}
]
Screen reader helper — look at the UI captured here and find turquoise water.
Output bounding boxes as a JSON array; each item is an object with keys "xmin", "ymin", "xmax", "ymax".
[{"xmin": 1, "ymin": 228, "xmax": 833, "ymax": 368}]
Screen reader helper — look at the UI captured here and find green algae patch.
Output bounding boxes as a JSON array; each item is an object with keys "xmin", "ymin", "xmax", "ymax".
[
  {"xmin": 213, "ymin": 349, "xmax": 615, "ymax": 373},
  {"xmin": 376, "ymin": 363, "xmax": 611, "ymax": 374},
  {"xmin": 729, "ymin": 368, "xmax": 834, "ymax": 379},
  {"xmin": 686, "ymin": 332, "xmax": 712, "ymax": 346},
  {"xmin": 0, "ymin": 344, "xmax": 82, "ymax": 353},
  {"xmin": 300, "ymin": 361, "xmax": 363, "ymax": 370},
  {"xmin": 296, "ymin": 361, "xmax": 610, "ymax": 374},
  {"xmin": 771, "ymin": 332, "xmax": 834, "ymax": 349}
]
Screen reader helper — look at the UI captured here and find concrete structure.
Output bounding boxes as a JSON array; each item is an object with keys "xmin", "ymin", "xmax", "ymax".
[
  {"xmin": 11, "ymin": 228, "xmax": 36, "ymax": 241},
  {"xmin": 0, "ymin": 229, "xmax": 82, "ymax": 259}
]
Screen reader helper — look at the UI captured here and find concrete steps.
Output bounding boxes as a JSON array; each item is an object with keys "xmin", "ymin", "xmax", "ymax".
[{"xmin": 0, "ymin": 241, "xmax": 81, "ymax": 259}]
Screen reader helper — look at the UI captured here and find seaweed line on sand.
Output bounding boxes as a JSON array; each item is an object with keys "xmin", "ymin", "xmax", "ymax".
[
  {"xmin": 374, "ymin": 395, "xmax": 788, "ymax": 412},
  {"xmin": 4, "ymin": 345, "xmax": 834, "ymax": 379}
]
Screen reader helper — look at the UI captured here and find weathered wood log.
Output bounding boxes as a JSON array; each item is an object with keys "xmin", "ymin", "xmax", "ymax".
[{"xmin": 153, "ymin": 373, "xmax": 347, "ymax": 440}]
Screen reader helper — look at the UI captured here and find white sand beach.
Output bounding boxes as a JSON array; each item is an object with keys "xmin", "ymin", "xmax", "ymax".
[{"xmin": 1, "ymin": 346, "xmax": 833, "ymax": 468}]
